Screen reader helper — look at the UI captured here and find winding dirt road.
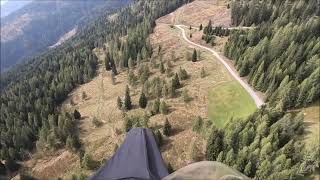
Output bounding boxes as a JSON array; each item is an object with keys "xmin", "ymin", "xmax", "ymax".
[
  {"xmin": 175, "ymin": 25, "xmax": 264, "ymax": 108},
  {"xmin": 178, "ymin": 24, "xmax": 254, "ymax": 30}
]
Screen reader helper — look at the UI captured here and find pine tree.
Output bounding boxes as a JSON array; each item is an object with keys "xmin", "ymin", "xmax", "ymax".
[
  {"xmin": 256, "ymin": 159, "xmax": 272, "ymax": 179},
  {"xmin": 82, "ymin": 153, "xmax": 97, "ymax": 170},
  {"xmin": 139, "ymin": 92, "xmax": 148, "ymax": 109},
  {"xmin": 124, "ymin": 85, "xmax": 132, "ymax": 110},
  {"xmin": 160, "ymin": 101, "xmax": 169, "ymax": 114},
  {"xmin": 66, "ymin": 135, "xmax": 75, "ymax": 151},
  {"xmin": 163, "ymin": 118, "xmax": 172, "ymax": 136},
  {"xmin": 105, "ymin": 52, "xmax": 112, "ymax": 71},
  {"xmin": 182, "ymin": 89, "xmax": 192, "ymax": 103},
  {"xmin": 137, "ymin": 52, "xmax": 142, "ymax": 65},
  {"xmin": 167, "ymin": 163, "xmax": 174, "ymax": 173},
  {"xmin": 155, "ymin": 130, "xmax": 163, "ymax": 147},
  {"xmin": 160, "ymin": 61, "xmax": 165, "ymax": 74},
  {"xmin": 92, "ymin": 117, "xmax": 102, "ymax": 128},
  {"xmin": 73, "ymin": 109, "xmax": 81, "ymax": 120},
  {"xmin": 225, "ymin": 148, "xmax": 235, "ymax": 166},
  {"xmin": 199, "ymin": 24, "xmax": 203, "ymax": 31},
  {"xmin": 217, "ymin": 152, "xmax": 224, "ymax": 162},
  {"xmin": 111, "ymin": 63, "xmax": 118, "ymax": 75},
  {"xmin": 117, "ymin": 97, "xmax": 122, "ymax": 110},
  {"xmin": 178, "ymin": 67, "xmax": 189, "ymax": 80},
  {"xmin": 244, "ymin": 161, "xmax": 253, "ymax": 177},
  {"xmin": 128, "ymin": 58, "xmax": 134, "ymax": 69},
  {"xmin": 192, "ymin": 49, "xmax": 197, "ymax": 62},
  {"xmin": 162, "ymin": 83, "xmax": 169, "ymax": 97},
  {"xmin": 206, "ymin": 128, "xmax": 224, "ymax": 161},
  {"xmin": 124, "ymin": 118, "xmax": 133, "ymax": 132},
  {"xmin": 128, "ymin": 71, "xmax": 137, "ymax": 86},
  {"xmin": 82, "ymin": 91, "xmax": 87, "ymax": 100},
  {"xmin": 169, "ymin": 81, "xmax": 176, "ymax": 98},
  {"xmin": 172, "ymin": 73, "xmax": 181, "ymax": 89},
  {"xmin": 152, "ymin": 98, "xmax": 161, "ymax": 114},
  {"xmin": 193, "ymin": 116, "xmax": 203, "ymax": 133}
]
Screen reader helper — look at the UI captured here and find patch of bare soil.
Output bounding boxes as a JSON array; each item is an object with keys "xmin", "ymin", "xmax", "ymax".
[{"xmin": 49, "ymin": 27, "xmax": 78, "ymax": 48}]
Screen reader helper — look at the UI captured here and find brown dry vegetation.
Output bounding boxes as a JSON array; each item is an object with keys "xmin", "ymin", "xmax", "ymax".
[
  {"xmin": 149, "ymin": 21, "xmax": 233, "ymax": 169},
  {"xmin": 23, "ymin": 49, "xmax": 132, "ymax": 178},
  {"xmin": 158, "ymin": 0, "xmax": 231, "ymax": 27},
  {"xmin": 300, "ymin": 102, "xmax": 320, "ymax": 146}
]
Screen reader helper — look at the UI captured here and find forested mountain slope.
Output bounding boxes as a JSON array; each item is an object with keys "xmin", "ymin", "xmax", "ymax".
[
  {"xmin": 0, "ymin": 0, "xmax": 130, "ymax": 70},
  {"xmin": 0, "ymin": 0, "xmax": 319, "ymax": 179},
  {"xmin": 205, "ymin": 0, "xmax": 319, "ymax": 179},
  {"xmin": 224, "ymin": 0, "xmax": 319, "ymax": 109},
  {"xmin": 0, "ymin": 1, "xmax": 31, "ymax": 18},
  {"xmin": 0, "ymin": 0, "xmax": 191, "ymax": 178}
]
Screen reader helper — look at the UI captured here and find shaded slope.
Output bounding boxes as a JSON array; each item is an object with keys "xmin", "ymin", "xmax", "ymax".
[{"xmin": 0, "ymin": 0, "xmax": 130, "ymax": 70}]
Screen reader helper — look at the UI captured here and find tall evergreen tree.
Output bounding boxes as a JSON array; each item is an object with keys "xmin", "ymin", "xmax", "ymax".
[
  {"xmin": 155, "ymin": 130, "xmax": 163, "ymax": 147},
  {"xmin": 139, "ymin": 92, "xmax": 148, "ymax": 109},
  {"xmin": 73, "ymin": 109, "xmax": 81, "ymax": 120},
  {"xmin": 172, "ymin": 73, "xmax": 181, "ymax": 89},
  {"xmin": 105, "ymin": 52, "xmax": 112, "ymax": 71},
  {"xmin": 192, "ymin": 49, "xmax": 197, "ymax": 62},
  {"xmin": 124, "ymin": 85, "xmax": 132, "ymax": 110},
  {"xmin": 163, "ymin": 118, "xmax": 172, "ymax": 136}
]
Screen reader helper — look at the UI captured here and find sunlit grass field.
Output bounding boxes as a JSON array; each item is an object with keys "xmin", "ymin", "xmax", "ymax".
[{"xmin": 208, "ymin": 81, "xmax": 256, "ymax": 128}]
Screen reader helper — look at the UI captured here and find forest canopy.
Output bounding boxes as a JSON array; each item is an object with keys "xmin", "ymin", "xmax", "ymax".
[{"xmin": 0, "ymin": 0, "xmax": 191, "ymax": 170}]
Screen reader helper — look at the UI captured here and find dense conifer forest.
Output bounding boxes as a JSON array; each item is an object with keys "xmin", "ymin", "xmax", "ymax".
[
  {"xmin": 0, "ymin": 0, "xmax": 130, "ymax": 70},
  {"xmin": 205, "ymin": 0, "xmax": 319, "ymax": 179},
  {"xmin": 0, "ymin": 0, "xmax": 190, "ymax": 174},
  {"xmin": 225, "ymin": 0, "xmax": 319, "ymax": 109}
]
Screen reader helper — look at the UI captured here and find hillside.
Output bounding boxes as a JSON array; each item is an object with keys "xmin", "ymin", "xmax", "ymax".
[
  {"xmin": 0, "ymin": 0, "xmax": 130, "ymax": 70},
  {"xmin": 0, "ymin": 1, "xmax": 31, "ymax": 18},
  {"xmin": 0, "ymin": 1, "xmax": 192, "ymax": 179},
  {"xmin": 0, "ymin": 0, "xmax": 319, "ymax": 179},
  {"xmin": 10, "ymin": 0, "xmax": 255, "ymax": 178}
]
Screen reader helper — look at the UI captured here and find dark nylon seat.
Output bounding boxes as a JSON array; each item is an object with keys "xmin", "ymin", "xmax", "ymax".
[{"xmin": 89, "ymin": 128, "xmax": 169, "ymax": 180}]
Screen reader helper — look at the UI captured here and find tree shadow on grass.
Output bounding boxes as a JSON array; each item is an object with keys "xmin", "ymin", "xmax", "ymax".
[
  {"xmin": 160, "ymin": 138, "xmax": 173, "ymax": 152},
  {"xmin": 170, "ymin": 127, "xmax": 184, "ymax": 136}
]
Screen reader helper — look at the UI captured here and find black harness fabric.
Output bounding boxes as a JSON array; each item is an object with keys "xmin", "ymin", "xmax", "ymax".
[{"xmin": 89, "ymin": 128, "xmax": 169, "ymax": 180}]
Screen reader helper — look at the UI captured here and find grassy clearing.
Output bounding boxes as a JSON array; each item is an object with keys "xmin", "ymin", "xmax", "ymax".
[
  {"xmin": 299, "ymin": 102, "xmax": 320, "ymax": 180},
  {"xmin": 300, "ymin": 102, "xmax": 320, "ymax": 146},
  {"xmin": 208, "ymin": 81, "xmax": 256, "ymax": 128}
]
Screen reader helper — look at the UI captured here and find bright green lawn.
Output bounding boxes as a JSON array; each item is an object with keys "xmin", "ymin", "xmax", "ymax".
[{"xmin": 208, "ymin": 81, "xmax": 256, "ymax": 128}]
